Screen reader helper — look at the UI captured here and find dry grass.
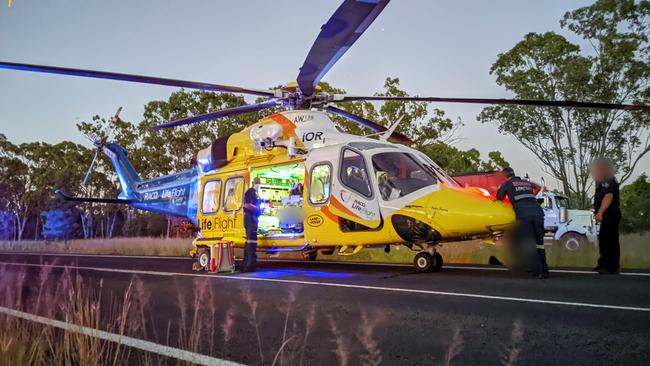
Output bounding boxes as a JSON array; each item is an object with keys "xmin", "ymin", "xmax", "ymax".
[
  {"xmin": 0, "ymin": 263, "xmax": 334, "ymax": 365},
  {"xmin": 0, "ymin": 265, "xmax": 148, "ymax": 365},
  {"xmin": 0, "ymin": 237, "xmax": 193, "ymax": 257}
]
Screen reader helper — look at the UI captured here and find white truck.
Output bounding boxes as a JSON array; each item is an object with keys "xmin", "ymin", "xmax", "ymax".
[{"xmin": 536, "ymin": 190, "xmax": 598, "ymax": 250}]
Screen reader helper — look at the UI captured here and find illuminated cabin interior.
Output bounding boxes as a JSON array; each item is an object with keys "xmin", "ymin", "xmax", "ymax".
[{"xmin": 251, "ymin": 163, "xmax": 306, "ymax": 238}]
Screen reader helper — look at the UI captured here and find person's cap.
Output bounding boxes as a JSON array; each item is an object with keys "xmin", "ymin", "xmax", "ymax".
[{"xmin": 502, "ymin": 167, "xmax": 515, "ymax": 178}]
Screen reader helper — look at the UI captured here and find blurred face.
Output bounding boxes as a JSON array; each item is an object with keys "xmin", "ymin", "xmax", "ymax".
[{"xmin": 591, "ymin": 162, "xmax": 609, "ymax": 182}]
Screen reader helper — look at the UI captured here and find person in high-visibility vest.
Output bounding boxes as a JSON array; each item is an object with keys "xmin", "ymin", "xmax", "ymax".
[{"xmin": 497, "ymin": 167, "xmax": 549, "ymax": 279}]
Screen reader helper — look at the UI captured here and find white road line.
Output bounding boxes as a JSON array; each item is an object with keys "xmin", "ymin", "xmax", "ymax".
[
  {"xmin": 1, "ymin": 261, "xmax": 649, "ymax": 313},
  {"xmin": 2, "ymin": 252, "xmax": 648, "ymax": 277},
  {"xmin": 0, "ymin": 305, "xmax": 242, "ymax": 366}
]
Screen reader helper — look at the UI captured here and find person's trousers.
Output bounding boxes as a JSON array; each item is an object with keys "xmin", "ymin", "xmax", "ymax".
[
  {"xmin": 243, "ymin": 220, "xmax": 258, "ymax": 270},
  {"xmin": 517, "ymin": 215, "xmax": 549, "ymax": 275},
  {"xmin": 598, "ymin": 218, "xmax": 620, "ymax": 271}
]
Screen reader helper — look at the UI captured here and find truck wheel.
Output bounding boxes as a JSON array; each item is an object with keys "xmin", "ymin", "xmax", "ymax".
[
  {"xmin": 197, "ymin": 248, "xmax": 210, "ymax": 270},
  {"xmin": 431, "ymin": 253, "xmax": 444, "ymax": 272},
  {"xmin": 559, "ymin": 233, "xmax": 585, "ymax": 251},
  {"xmin": 414, "ymin": 252, "xmax": 433, "ymax": 272}
]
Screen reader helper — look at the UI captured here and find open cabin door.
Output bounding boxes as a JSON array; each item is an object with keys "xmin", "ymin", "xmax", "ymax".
[{"xmin": 307, "ymin": 146, "xmax": 381, "ymax": 230}]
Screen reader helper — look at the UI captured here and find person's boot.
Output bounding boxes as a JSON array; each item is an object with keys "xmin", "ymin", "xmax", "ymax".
[
  {"xmin": 538, "ymin": 249, "xmax": 549, "ymax": 276},
  {"xmin": 598, "ymin": 268, "xmax": 618, "ymax": 275},
  {"xmin": 488, "ymin": 255, "xmax": 503, "ymax": 266},
  {"xmin": 593, "ymin": 258, "xmax": 605, "ymax": 272}
]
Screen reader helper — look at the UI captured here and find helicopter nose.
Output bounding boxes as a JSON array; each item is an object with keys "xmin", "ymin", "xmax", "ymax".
[
  {"xmin": 482, "ymin": 199, "xmax": 517, "ymax": 233},
  {"xmin": 425, "ymin": 186, "xmax": 515, "ymax": 238}
]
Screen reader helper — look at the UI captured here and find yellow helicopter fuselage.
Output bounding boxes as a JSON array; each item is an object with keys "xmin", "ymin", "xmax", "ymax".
[{"xmin": 191, "ymin": 110, "xmax": 515, "ymax": 255}]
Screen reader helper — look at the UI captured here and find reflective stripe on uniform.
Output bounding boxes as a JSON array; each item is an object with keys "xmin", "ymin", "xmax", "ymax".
[
  {"xmin": 514, "ymin": 193, "xmax": 535, "ymax": 200},
  {"xmin": 536, "ymin": 245, "xmax": 545, "ymax": 250}
]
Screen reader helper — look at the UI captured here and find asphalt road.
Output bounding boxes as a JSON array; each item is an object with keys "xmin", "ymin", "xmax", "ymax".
[{"xmin": 0, "ymin": 252, "xmax": 648, "ymax": 366}]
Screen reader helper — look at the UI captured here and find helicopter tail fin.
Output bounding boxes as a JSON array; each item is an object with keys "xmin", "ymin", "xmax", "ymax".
[{"xmin": 103, "ymin": 143, "xmax": 141, "ymax": 199}]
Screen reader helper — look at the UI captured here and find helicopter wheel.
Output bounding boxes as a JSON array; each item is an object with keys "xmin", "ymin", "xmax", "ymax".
[
  {"xmin": 414, "ymin": 252, "xmax": 433, "ymax": 272},
  {"xmin": 414, "ymin": 252, "xmax": 443, "ymax": 272},
  {"xmin": 196, "ymin": 248, "xmax": 211, "ymax": 271}
]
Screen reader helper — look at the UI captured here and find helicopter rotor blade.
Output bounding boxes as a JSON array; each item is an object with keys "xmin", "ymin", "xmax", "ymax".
[
  {"xmin": 111, "ymin": 106, "xmax": 123, "ymax": 126},
  {"xmin": 82, "ymin": 148, "xmax": 100, "ymax": 187},
  {"xmin": 153, "ymin": 99, "xmax": 280, "ymax": 130},
  {"xmin": 296, "ymin": 0, "xmax": 390, "ymax": 96},
  {"xmin": 0, "ymin": 61, "xmax": 275, "ymax": 98},
  {"xmin": 325, "ymin": 105, "xmax": 414, "ymax": 145},
  {"xmin": 338, "ymin": 95, "xmax": 650, "ymax": 111},
  {"xmin": 106, "ymin": 106, "xmax": 123, "ymax": 143}
]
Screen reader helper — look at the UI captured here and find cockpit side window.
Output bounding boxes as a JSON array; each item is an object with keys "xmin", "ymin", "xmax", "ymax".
[
  {"xmin": 340, "ymin": 148, "xmax": 372, "ymax": 198},
  {"xmin": 372, "ymin": 152, "xmax": 437, "ymax": 200}
]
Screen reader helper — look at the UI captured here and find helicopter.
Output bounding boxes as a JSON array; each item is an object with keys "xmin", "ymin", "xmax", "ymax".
[{"xmin": 1, "ymin": 0, "xmax": 647, "ymax": 272}]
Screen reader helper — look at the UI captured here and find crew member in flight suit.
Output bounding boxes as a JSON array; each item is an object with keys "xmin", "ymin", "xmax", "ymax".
[
  {"xmin": 591, "ymin": 158, "xmax": 621, "ymax": 275},
  {"xmin": 496, "ymin": 167, "xmax": 549, "ymax": 279},
  {"xmin": 242, "ymin": 177, "xmax": 262, "ymax": 272}
]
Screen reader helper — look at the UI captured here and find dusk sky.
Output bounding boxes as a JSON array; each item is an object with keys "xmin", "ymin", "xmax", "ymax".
[{"xmin": 0, "ymin": 0, "xmax": 647, "ymax": 187}]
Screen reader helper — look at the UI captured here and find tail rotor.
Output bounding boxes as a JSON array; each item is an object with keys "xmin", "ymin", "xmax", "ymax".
[{"xmin": 81, "ymin": 106, "xmax": 122, "ymax": 188}]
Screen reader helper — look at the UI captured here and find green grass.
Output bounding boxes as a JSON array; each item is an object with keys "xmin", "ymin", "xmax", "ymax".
[{"xmin": 1, "ymin": 233, "xmax": 648, "ymax": 269}]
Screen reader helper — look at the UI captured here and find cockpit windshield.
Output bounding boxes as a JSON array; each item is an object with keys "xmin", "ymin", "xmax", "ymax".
[
  {"xmin": 412, "ymin": 152, "xmax": 459, "ymax": 187},
  {"xmin": 371, "ymin": 151, "xmax": 438, "ymax": 200}
]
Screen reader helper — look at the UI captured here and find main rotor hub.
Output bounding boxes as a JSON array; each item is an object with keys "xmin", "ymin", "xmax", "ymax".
[{"xmin": 277, "ymin": 82, "xmax": 331, "ymax": 110}]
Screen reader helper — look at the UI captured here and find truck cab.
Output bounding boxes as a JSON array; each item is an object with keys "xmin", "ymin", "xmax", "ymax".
[{"xmin": 537, "ymin": 190, "xmax": 598, "ymax": 250}]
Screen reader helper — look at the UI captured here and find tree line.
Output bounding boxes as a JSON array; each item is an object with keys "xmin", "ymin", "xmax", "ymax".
[{"xmin": 0, "ymin": 0, "xmax": 648, "ymax": 240}]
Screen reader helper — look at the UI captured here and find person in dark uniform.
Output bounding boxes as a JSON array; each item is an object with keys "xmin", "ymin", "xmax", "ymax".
[
  {"xmin": 496, "ymin": 167, "xmax": 549, "ymax": 279},
  {"xmin": 242, "ymin": 177, "xmax": 262, "ymax": 272},
  {"xmin": 591, "ymin": 158, "xmax": 621, "ymax": 275}
]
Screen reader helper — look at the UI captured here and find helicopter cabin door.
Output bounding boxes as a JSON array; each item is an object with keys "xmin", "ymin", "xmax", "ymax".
[{"xmin": 308, "ymin": 146, "xmax": 381, "ymax": 230}]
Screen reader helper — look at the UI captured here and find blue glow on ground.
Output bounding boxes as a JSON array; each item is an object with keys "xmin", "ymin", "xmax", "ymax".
[{"xmin": 251, "ymin": 269, "xmax": 353, "ymax": 279}]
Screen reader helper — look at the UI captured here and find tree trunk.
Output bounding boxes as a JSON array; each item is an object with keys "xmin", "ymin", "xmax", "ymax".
[
  {"xmin": 34, "ymin": 215, "xmax": 40, "ymax": 240},
  {"xmin": 99, "ymin": 218, "xmax": 104, "ymax": 239},
  {"xmin": 108, "ymin": 211, "xmax": 117, "ymax": 239},
  {"xmin": 14, "ymin": 212, "xmax": 27, "ymax": 241},
  {"xmin": 80, "ymin": 212, "xmax": 88, "ymax": 239}
]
